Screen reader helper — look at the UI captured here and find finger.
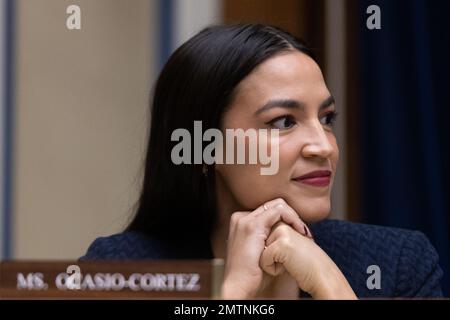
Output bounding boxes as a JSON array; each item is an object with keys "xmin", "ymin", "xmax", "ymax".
[
  {"xmin": 267, "ymin": 199, "xmax": 313, "ymax": 239},
  {"xmin": 252, "ymin": 197, "xmax": 292, "ymax": 217},
  {"xmin": 259, "ymin": 243, "xmax": 286, "ymax": 276},
  {"xmin": 254, "ymin": 198, "xmax": 312, "ymax": 238},
  {"xmin": 228, "ymin": 211, "xmax": 249, "ymax": 240},
  {"xmin": 265, "ymin": 222, "xmax": 291, "ymax": 247},
  {"xmin": 253, "ymin": 198, "xmax": 286, "ymax": 216},
  {"xmin": 277, "ymin": 204, "xmax": 306, "ymax": 236},
  {"xmin": 270, "ymin": 203, "xmax": 308, "ymax": 237},
  {"xmin": 249, "ymin": 204, "xmax": 307, "ymax": 239}
]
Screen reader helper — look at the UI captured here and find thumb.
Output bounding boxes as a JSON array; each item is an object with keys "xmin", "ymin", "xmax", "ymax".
[{"xmin": 259, "ymin": 244, "xmax": 286, "ymax": 277}]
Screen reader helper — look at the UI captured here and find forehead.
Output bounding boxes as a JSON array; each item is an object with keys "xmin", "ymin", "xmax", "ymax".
[{"xmin": 232, "ymin": 51, "xmax": 329, "ymax": 108}]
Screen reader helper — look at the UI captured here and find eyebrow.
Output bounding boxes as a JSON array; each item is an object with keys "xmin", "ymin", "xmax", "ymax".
[{"xmin": 254, "ymin": 95, "xmax": 335, "ymax": 116}]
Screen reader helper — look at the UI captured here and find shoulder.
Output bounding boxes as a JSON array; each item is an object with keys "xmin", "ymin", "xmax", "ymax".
[
  {"xmin": 310, "ymin": 219, "xmax": 443, "ymax": 298},
  {"xmin": 79, "ymin": 231, "xmax": 174, "ymax": 261},
  {"xmin": 311, "ymin": 219, "xmax": 418, "ymax": 247}
]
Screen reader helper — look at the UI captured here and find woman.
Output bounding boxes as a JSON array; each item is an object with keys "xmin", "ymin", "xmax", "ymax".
[{"xmin": 80, "ymin": 24, "xmax": 443, "ymax": 299}]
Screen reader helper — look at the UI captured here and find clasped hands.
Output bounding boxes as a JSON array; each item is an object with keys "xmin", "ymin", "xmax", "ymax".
[{"xmin": 221, "ymin": 198, "xmax": 357, "ymax": 300}]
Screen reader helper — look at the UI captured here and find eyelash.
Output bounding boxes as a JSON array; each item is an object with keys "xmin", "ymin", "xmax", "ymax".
[
  {"xmin": 265, "ymin": 111, "xmax": 339, "ymax": 130},
  {"xmin": 320, "ymin": 111, "xmax": 339, "ymax": 127}
]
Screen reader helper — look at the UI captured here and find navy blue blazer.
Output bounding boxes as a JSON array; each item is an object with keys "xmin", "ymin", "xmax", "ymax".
[{"xmin": 80, "ymin": 219, "xmax": 444, "ymax": 298}]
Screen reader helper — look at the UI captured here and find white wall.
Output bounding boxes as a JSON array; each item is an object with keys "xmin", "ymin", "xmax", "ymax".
[
  {"xmin": 13, "ymin": 0, "xmax": 156, "ymax": 259},
  {"xmin": 173, "ymin": 0, "xmax": 222, "ymax": 49}
]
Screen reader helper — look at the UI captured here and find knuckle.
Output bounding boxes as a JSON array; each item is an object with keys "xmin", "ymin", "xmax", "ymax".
[
  {"xmin": 269, "ymin": 224, "xmax": 292, "ymax": 243},
  {"xmin": 275, "ymin": 223, "xmax": 292, "ymax": 235},
  {"xmin": 241, "ymin": 221, "xmax": 258, "ymax": 234},
  {"xmin": 277, "ymin": 237, "xmax": 293, "ymax": 251},
  {"xmin": 274, "ymin": 200, "xmax": 290, "ymax": 212},
  {"xmin": 274, "ymin": 203, "xmax": 284, "ymax": 211},
  {"xmin": 266, "ymin": 198, "xmax": 284, "ymax": 209},
  {"xmin": 232, "ymin": 214, "xmax": 254, "ymax": 232},
  {"xmin": 230, "ymin": 212, "xmax": 242, "ymax": 226}
]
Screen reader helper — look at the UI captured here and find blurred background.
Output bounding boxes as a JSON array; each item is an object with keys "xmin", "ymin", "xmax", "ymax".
[{"xmin": 0, "ymin": 0, "xmax": 448, "ymax": 295}]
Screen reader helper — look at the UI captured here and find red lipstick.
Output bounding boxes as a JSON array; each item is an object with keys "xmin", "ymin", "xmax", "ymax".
[{"xmin": 293, "ymin": 170, "xmax": 331, "ymax": 187}]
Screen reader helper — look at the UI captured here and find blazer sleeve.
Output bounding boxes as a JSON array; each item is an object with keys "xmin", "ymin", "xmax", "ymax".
[{"xmin": 394, "ymin": 230, "xmax": 443, "ymax": 297}]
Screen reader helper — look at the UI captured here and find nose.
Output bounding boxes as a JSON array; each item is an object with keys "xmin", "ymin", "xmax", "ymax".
[{"xmin": 301, "ymin": 122, "xmax": 334, "ymax": 160}]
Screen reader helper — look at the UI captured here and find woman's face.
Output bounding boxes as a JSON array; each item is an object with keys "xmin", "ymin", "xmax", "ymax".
[{"xmin": 215, "ymin": 51, "xmax": 339, "ymax": 223}]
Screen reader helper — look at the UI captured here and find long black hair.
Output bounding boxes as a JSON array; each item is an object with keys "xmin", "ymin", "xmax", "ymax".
[{"xmin": 126, "ymin": 23, "xmax": 315, "ymax": 258}]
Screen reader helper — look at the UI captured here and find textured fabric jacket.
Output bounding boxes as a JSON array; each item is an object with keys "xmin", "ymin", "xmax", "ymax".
[{"xmin": 80, "ymin": 219, "xmax": 444, "ymax": 298}]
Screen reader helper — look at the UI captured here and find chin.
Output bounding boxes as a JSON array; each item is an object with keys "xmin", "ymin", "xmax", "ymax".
[{"xmin": 288, "ymin": 198, "xmax": 331, "ymax": 224}]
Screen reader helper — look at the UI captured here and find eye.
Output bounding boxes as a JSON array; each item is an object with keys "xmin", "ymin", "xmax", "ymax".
[
  {"xmin": 319, "ymin": 111, "xmax": 338, "ymax": 127},
  {"xmin": 266, "ymin": 115, "xmax": 296, "ymax": 130}
]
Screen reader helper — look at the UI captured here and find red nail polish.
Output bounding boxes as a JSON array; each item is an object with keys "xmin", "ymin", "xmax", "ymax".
[{"xmin": 304, "ymin": 225, "xmax": 314, "ymax": 239}]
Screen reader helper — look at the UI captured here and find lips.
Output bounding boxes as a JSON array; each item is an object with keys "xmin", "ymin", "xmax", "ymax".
[{"xmin": 293, "ymin": 170, "xmax": 332, "ymax": 187}]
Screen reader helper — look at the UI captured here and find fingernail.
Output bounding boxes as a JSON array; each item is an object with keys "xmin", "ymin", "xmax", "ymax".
[{"xmin": 304, "ymin": 225, "xmax": 314, "ymax": 239}]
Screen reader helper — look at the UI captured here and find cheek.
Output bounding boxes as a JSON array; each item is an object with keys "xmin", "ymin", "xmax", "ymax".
[
  {"xmin": 328, "ymin": 133, "xmax": 339, "ymax": 170},
  {"xmin": 216, "ymin": 164, "xmax": 277, "ymax": 209},
  {"xmin": 214, "ymin": 133, "xmax": 288, "ymax": 209},
  {"xmin": 215, "ymin": 136, "xmax": 290, "ymax": 210},
  {"xmin": 278, "ymin": 135, "xmax": 302, "ymax": 169}
]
